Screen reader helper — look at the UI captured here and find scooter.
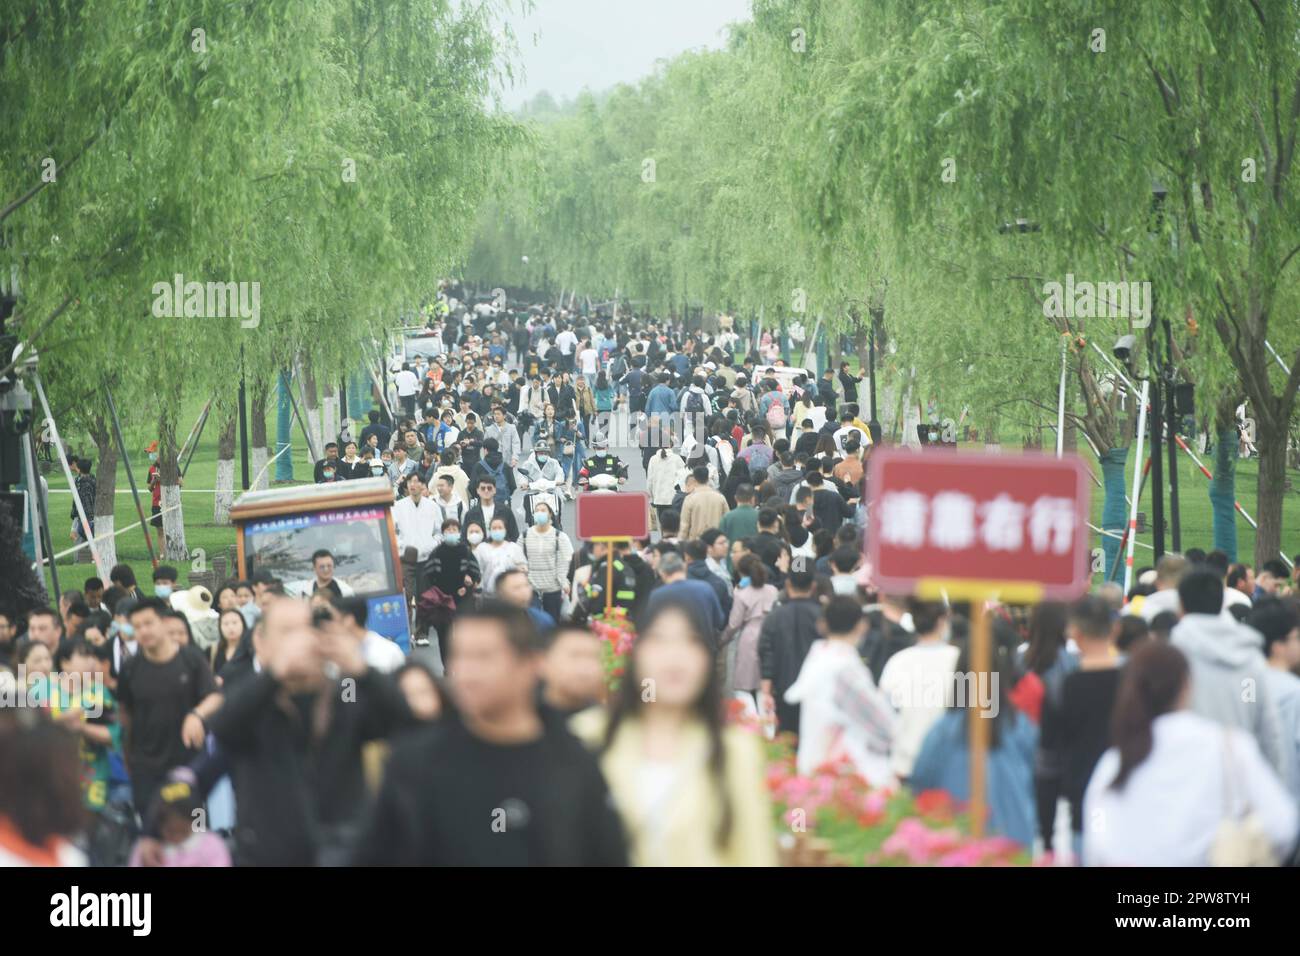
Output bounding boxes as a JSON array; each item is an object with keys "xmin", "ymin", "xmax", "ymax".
[{"xmin": 520, "ymin": 474, "xmax": 565, "ymax": 526}]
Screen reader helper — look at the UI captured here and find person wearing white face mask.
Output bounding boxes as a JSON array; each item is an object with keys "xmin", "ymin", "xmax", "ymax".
[
  {"xmin": 474, "ymin": 517, "xmax": 527, "ymax": 593},
  {"xmin": 522, "ymin": 502, "xmax": 573, "ymax": 624}
]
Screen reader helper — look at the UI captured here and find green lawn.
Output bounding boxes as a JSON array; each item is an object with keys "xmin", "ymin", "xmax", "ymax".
[
  {"xmin": 38, "ymin": 380, "xmax": 1297, "ymax": 599},
  {"xmin": 1081, "ymin": 443, "xmax": 1297, "ymax": 572},
  {"xmin": 40, "ymin": 394, "xmax": 317, "ymax": 596}
]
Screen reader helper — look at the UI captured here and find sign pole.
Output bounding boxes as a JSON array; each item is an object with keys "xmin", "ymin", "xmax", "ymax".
[
  {"xmin": 606, "ymin": 545, "xmax": 615, "ymax": 616},
  {"xmin": 589, "ymin": 535, "xmax": 632, "ymax": 616},
  {"xmin": 968, "ymin": 597, "xmax": 991, "ymax": 838}
]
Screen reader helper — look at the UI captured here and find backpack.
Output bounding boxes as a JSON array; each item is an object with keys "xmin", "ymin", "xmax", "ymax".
[
  {"xmin": 765, "ymin": 396, "xmax": 787, "ymax": 429},
  {"xmin": 705, "ymin": 437, "xmax": 730, "ymax": 488},
  {"xmin": 685, "ymin": 388, "xmax": 707, "ymax": 416},
  {"xmin": 481, "ymin": 458, "xmax": 508, "ymax": 499}
]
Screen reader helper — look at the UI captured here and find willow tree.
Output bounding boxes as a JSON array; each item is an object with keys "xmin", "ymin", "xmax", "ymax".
[
  {"xmin": 793, "ymin": 0, "xmax": 1299, "ymax": 568},
  {"xmin": 3, "ymin": 0, "xmax": 525, "ymax": 560}
]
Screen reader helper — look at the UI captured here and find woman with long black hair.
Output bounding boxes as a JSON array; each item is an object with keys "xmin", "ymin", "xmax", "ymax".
[
  {"xmin": 571, "ymin": 599, "xmax": 776, "ymax": 866},
  {"xmin": 910, "ymin": 641, "xmax": 1039, "ymax": 846},
  {"xmin": 1082, "ymin": 642, "xmax": 1296, "ymax": 866},
  {"xmin": 210, "ymin": 609, "xmax": 248, "ymax": 680}
]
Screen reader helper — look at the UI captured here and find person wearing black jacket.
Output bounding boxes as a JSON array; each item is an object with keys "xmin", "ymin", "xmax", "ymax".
[
  {"xmin": 354, "ymin": 601, "xmax": 628, "ymax": 866},
  {"xmin": 621, "ymin": 358, "xmax": 647, "ymax": 413},
  {"xmin": 359, "ymin": 412, "xmax": 391, "ymax": 453},
  {"xmin": 757, "ymin": 569, "xmax": 822, "ymax": 737},
  {"xmin": 838, "ymin": 363, "xmax": 864, "ymax": 404},
  {"xmin": 464, "ymin": 476, "xmax": 520, "ymax": 543},
  {"xmin": 209, "ymin": 598, "xmax": 413, "ymax": 866},
  {"xmin": 859, "ymin": 602, "xmax": 916, "ymax": 684},
  {"xmin": 806, "ymin": 471, "xmax": 855, "ymax": 533},
  {"xmin": 422, "ymin": 520, "xmax": 482, "ymax": 600},
  {"xmin": 683, "ymin": 539, "xmax": 732, "ymax": 620}
]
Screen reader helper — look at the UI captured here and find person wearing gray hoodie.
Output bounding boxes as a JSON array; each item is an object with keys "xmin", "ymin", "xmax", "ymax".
[
  {"xmin": 1171, "ymin": 568, "xmax": 1293, "ymax": 782},
  {"xmin": 769, "ymin": 452, "xmax": 805, "ymax": 505}
]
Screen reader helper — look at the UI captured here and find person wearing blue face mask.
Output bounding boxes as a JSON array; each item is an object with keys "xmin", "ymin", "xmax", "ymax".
[
  {"xmin": 153, "ymin": 565, "xmax": 179, "ymax": 600},
  {"xmin": 522, "ymin": 502, "xmax": 573, "ymax": 624},
  {"xmin": 421, "ymin": 518, "xmax": 482, "ymax": 666}
]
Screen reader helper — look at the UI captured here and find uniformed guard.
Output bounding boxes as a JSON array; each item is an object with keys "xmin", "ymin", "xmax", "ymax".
[{"xmin": 577, "ymin": 434, "xmax": 628, "ymax": 490}]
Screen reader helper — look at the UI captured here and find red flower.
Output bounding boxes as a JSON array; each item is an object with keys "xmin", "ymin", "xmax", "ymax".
[{"xmin": 914, "ymin": 789, "xmax": 955, "ymax": 818}]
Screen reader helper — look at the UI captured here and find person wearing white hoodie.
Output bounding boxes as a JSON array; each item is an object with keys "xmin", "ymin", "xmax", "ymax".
[
  {"xmin": 1084, "ymin": 641, "xmax": 1297, "ymax": 866},
  {"xmin": 1249, "ymin": 597, "xmax": 1300, "ymax": 800},
  {"xmin": 1170, "ymin": 568, "xmax": 1293, "ymax": 782},
  {"xmin": 646, "ymin": 448, "xmax": 688, "ymax": 524},
  {"xmin": 786, "ymin": 597, "xmax": 896, "ymax": 788}
]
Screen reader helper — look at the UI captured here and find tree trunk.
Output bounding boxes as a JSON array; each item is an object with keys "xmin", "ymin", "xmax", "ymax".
[
  {"xmin": 1209, "ymin": 398, "xmax": 1239, "ymax": 561},
  {"xmin": 302, "ymin": 364, "xmax": 322, "ymax": 458},
  {"xmin": 1099, "ymin": 447, "xmax": 1129, "ymax": 581},
  {"xmin": 250, "ymin": 380, "xmax": 270, "ymax": 491},
  {"xmin": 1254, "ymin": 419, "xmax": 1287, "ymax": 570},
  {"xmin": 321, "ymin": 382, "xmax": 339, "ymax": 449},
  {"xmin": 88, "ymin": 418, "xmax": 119, "ymax": 571},
  {"xmin": 214, "ymin": 412, "xmax": 237, "ymax": 524},
  {"xmin": 983, "ymin": 419, "xmax": 1001, "ymax": 454},
  {"xmin": 158, "ymin": 406, "xmax": 188, "ymax": 561}
]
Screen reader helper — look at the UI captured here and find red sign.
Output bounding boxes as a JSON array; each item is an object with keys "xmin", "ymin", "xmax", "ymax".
[
  {"xmin": 575, "ymin": 491, "xmax": 650, "ymax": 540},
  {"xmin": 865, "ymin": 448, "xmax": 1092, "ymax": 599}
]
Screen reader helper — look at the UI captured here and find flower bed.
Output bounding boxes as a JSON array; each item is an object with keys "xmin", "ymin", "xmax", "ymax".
[
  {"xmin": 763, "ymin": 735, "xmax": 1030, "ymax": 867},
  {"xmin": 591, "ymin": 609, "xmax": 634, "ymax": 693}
]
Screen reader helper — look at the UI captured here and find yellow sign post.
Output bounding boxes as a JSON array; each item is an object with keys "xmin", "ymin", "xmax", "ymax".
[{"xmin": 915, "ymin": 578, "xmax": 1044, "ymax": 838}]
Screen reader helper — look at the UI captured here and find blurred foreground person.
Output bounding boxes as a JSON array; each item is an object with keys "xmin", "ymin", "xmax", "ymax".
[
  {"xmin": 540, "ymin": 626, "xmax": 605, "ymax": 718},
  {"xmin": 210, "ymin": 599, "xmax": 412, "ymax": 866},
  {"xmin": 0, "ymin": 714, "xmax": 87, "ymax": 866},
  {"xmin": 910, "ymin": 645, "xmax": 1038, "ymax": 847},
  {"xmin": 1083, "ymin": 642, "xmax": 1297, "ymax": 866},
  {"xmin": 784, "ymin": 597, "xmax": 895, "ymax": 787},
  {"xmin": 130, "ymin": 771, "xmax": 230, "ymax": 867},
  {"xmin": 355, "ymin": 601, "xmax": 627, "ymax": 866},
  {"xmin": 1170, "ymin": 569, "xmax": 1291, "ymax": 779},
  {"xmin": 572, "ymin": 600, "xmax": 777, "ymax": 866}
]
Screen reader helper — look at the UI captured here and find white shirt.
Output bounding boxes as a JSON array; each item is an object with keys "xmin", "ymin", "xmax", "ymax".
[
  {"xmin": 878, "ymin": 641, "xmax": 961, "ymax": 778},
  {"xmin": 578, "ymin": 347, "xmax": 599, "ymax": 374},
  {"xmin": 363, "ymin": 630, "xmax": 406, "ymax": 673},
  {"xmin": 786, "ymin": 640, "xmax": 896, "ymax": 788},
  {"xmin": 1139, "ymin": 587, "xmax": 1181, "ymax": 621},
  {"xmin": 556, "ymin": 330, "xmax": 578, "ymax": 355},
  {"xmin": 393, "ymin": 370, "xmax": 420, "ymax": 397},
  {"xmin": 476, "ymin": 540, "xmax": 527, "ymax": 593},
  {"xmin": 1084, "ymin": 710, "xmax": 1297, "ymax": 866},
  {"xmin": 1224, "ymin": 587, "xmax": 1252, "ymax": 611},
  {"xmin": 392, "ymin": 494, "xmax": 439, "ymax": 561},
  {"xmin": 833, "ymin": 425, "xmax": 869, "ymax": 453},
  {"xmin": 432, "ymin": 494, "xmax": 465, "ymax": 528}
]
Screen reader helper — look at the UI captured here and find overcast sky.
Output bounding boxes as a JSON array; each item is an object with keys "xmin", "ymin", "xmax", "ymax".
[{"xmin": 501, "ymin": 0, "xmax": 753, "ymax": 109}]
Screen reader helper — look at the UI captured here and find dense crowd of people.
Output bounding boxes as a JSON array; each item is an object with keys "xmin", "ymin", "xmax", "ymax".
[{"xmin": 2, "ymin": 287, "xmax": 1299, "ymax": 868}]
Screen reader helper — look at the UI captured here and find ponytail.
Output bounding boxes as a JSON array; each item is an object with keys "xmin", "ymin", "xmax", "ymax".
[{"xmin": 1109, "ymin": 642, "xmax": 1189, "ymax": 790}]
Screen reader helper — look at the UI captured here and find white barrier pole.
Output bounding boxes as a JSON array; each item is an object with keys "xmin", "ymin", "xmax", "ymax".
[{"xmin": 1123, "ymin": 380, "xmax": 1151, "ymax": 595}]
